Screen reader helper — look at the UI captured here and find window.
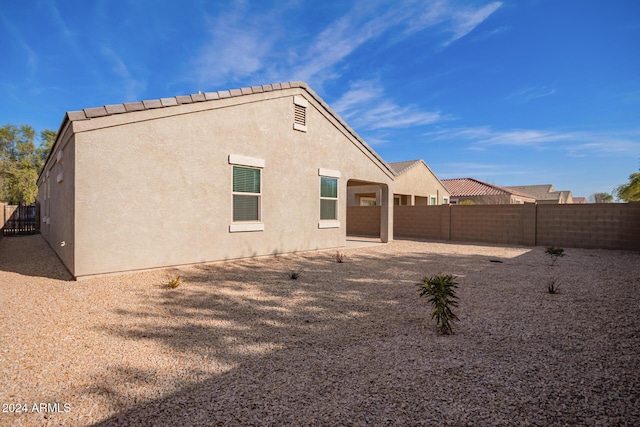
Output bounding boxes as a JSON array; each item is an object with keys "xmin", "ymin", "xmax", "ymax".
[
  {"xmin": 429, "ymin": 195, "xmax": 437, "ymax": 205},
  {"xmin": 359, "ymin": 197, "xmax": 376, "ymax": 206},
  {"xmin": 233, "ymin": 166, "xmax": 261, "ymax": 222},
  {"xmin": 320, "ymin": 176, "xmax": 338, "ymax": 220},
  {"xmin": 443, "ymin": 197, "xmax": 449, "ymax": 205}
]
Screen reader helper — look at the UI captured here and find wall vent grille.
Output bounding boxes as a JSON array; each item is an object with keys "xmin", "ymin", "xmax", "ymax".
[{"xmin": 294, "ymin": 104, "xmax": 306, "ymax": 126}]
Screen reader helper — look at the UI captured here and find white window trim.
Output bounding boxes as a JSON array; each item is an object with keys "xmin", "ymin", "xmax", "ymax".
[
  {"xmin": 230, "ymin": 223, "xmax": 265, "ymax": 233},
  {"xmin": 318, "ymin": 168, "xmax": 340, "ymax": 178},
  {"xmin": 228, "ymin": 154, "xmax": 265, "ymax": 168},
  {"xmin": 319, "ymin": 171, "xmax": 339, "ymax": 227},
  {"xmin": 443, "ymin": 197, "xmax": 449, "ymax": 205},
  {"xmin": 318, "ymin": 221, "xmax": 340, "ymax": 229},
  {"xmin": 429, "ymin": 194, "xmax": 437, "ymax": 205},
  {"xmin": 229, "ymin": 155, "xmax": 265, "ymax": 232}
]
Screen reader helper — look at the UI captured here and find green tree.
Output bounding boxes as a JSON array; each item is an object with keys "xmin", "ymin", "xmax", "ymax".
[
  {"xmin": 0, "ymin": 124, "xmax": 56, "ymax": 204},
  {"xmin": 590, "ymin": 192, "xmax": 613, "ymax": 204},
  {"xmin": 615, "ymin": 173, "xmax": 640, "ymax": 202}
]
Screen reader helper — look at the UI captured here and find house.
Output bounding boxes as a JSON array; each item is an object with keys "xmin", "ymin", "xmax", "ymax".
[
  {"xmin": 442, "ymin": 178, "xmax": 536, "ymax": 204},
  {"xmin": 572, "ymin": 197, "xmax": 587, "ymax": 204},
  {"xmin": 37, "ymin": 82, "xmax": 395, "ymax": 279},
  {"xmin": 505, "ymin": 184, "xmax": 574, "ymax": 204},
  {"xmin": 347, "ymin": 159, "xmax": 451, "ymax": 206}
]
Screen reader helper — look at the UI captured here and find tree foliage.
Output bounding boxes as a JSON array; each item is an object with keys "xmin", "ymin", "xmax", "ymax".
[
  {"xmin": 0, "ymin": 124, "xmax": 56, "ymax": 204},
  {"xmin": 614, "ymin": 173, "xmax": 640, "ymax": 202},
  {"xmin": 590, "ymin": 192, "xmax": 613, "ymax": 204}
]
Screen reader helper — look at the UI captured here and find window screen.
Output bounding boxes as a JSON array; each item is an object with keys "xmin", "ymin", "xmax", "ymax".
[
  {"xmin": 320, "ymin": 176, "xmax": 338, "ymax": 220},
  {"xmin": 233, "ymin": 166, "xmax": 261, "ymax": 221}
]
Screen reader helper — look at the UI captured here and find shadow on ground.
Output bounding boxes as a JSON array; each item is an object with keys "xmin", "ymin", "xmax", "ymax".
[
  {"xmin": 0, "ymin": 234, "xmax": 72, "ymax": 280},
  {"xmin": 86, "ymin": 246, "xmax": 549, "ymax": 426}
]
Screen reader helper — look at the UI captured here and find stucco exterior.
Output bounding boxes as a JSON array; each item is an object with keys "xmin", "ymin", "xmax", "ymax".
[
  {"xmin": 348, "ymin": 159, "xmax": 450, "ymax": 206},
  {"xmin": 37, "ymin": 82, "xmax": 394, "ymax": 279}
]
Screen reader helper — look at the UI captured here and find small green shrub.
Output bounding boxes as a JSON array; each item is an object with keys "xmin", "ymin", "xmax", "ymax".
[
  {"xmin": 167, "ymin": 275, "xmax": 181, "ymax": 289},
  {"xmin": 547, "ymin": 277, "xmax": 559, "ymax": 294},
  {"xmin": 417, "ymin": 274, "xmax": 459, "ymax": 335},
  {"xmin": 335, "ymin": 252, "xmax": 345, "ymax": 263},
  {"xmin": 545, "ymin": 247, "xmax": 565, "ymax": 266}
]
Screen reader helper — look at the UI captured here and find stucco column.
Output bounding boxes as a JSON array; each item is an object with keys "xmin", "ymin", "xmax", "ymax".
[{"xmin": 380, "ymin": 184, "xmax": 393, "ymax": 242}]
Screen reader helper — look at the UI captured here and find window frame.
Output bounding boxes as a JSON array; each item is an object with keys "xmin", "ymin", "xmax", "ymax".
[
  {"xmin": 318, "ymin": 168, "xmax": 340, "ymax": 228},
  {"xmin": 229, "ymin": 155, "xmax": 265, "ymax": 233}
]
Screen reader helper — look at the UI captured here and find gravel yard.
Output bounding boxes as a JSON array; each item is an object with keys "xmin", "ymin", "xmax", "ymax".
[{"xmin": 1, "ymin": 234, "xmax": 639, "ymax": 426}]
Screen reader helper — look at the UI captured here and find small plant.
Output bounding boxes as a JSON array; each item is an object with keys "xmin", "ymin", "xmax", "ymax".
[
  {"xmin": 417, "ymin": 274, "xmax": 459, "ymax": 335},
  {"xmin": 335, "ymin": 252, "xmax": 345, "ymax": 263},
  {"xmin": 545, "ymin": 247, "xmax": 565, "ymax": 266},
  {"xmin": 547, "ymin": 277, "xmax": 559, "ymax": 294},
  {"xmin": 289, "ymin": 269, "xmax": 304, "ymax": 280},
  {"xmin": 167, "ymin": 275, "xmax": 181, "ymax": 289}
]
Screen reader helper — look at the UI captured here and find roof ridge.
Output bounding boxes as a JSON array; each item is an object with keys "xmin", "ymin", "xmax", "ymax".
[{"xmin": 68, "ymin": 81, "xmax": 307, "ymax": 121}]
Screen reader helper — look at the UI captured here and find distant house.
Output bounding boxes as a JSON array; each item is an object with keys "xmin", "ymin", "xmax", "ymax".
[
  {"xmin": 506, "ymin": 184, "xmax": 574, "ymax": 204},
  {"xmin": 347, "ymin": 159, "xmax": 450, "ymax": 206},
  {"xmin": 572, "ymin": 197, "xmax": 587, "ymax": 204},
  {"xmin": 442, "ymin": 178, "xmax": 536, "ymax": 205},
  {"xmin": 37, "ymin": 82, "xmax": 395, "ymax": 279}
]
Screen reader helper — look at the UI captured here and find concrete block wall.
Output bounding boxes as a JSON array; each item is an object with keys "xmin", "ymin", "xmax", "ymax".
[
  {"xmin": 347, "ymin": 202, "xmax": 640, "ymax": 251},
  {"xmin": 537, "ymin": 202, "xmax": 640, "ymax": 250},
  {"xmin": 450, "ymin": 204, "xmax": 534, "ymax": 246},
  {"xmin": 346, "ymin": 206, "xmax": 381, "ymax": 237},
  {"xmin": 394, "ymin": 205, "xmax": 449, "ymax": 240}
]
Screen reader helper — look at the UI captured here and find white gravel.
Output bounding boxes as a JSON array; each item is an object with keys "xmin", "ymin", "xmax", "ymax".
[{"xmin": 0, "ymin": 234, "xmax": 639, "ymax": 426}]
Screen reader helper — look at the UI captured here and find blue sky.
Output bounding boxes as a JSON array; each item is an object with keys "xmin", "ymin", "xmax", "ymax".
[{"xmin": 2, "ymin": 0, "xmax": 639, "ymax": 199}]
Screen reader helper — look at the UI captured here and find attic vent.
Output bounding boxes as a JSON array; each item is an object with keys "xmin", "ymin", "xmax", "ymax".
[
  {"xmin": 293, "ymin": 95, "xmax": 308, "ymax": 132},
  {"xmin": 294, "ymin": 104, "xmax": 306, "ymax": 126}
]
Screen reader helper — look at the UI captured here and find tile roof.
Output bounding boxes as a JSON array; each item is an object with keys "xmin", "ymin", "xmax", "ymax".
[
  {"xmin": 442, "ymin": 178, "xmax": 536, "ymax": 198},
  {"xmin": 41, "ymin": 81, "xmax": 396, "ymax": 181},
  {"xmin": 506, "ymin": 184, "xmax": 558, "ymax": 200},
  {"xmin": 388, "ymin": 160, "xmax": 422, "ymax": 175},
  {"xmin": 66, "ymin": 82, "xmax": 300, "ymax": 122}
]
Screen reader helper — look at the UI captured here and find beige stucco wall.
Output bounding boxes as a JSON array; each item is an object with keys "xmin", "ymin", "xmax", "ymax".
[
  {"xmin": 37, "ymin": 124, "xmax": 76, "ymax": 273},
  {"xmin": 392, "ymin": 162, "xmax": 450, "ymax": 204},
  {"xmin": 70, "ymin": 88, "xmax": 393, "ymax": 277},
  {"xmin": 348, "ymin": 162, "xmax": 449, "ymax": 206}
]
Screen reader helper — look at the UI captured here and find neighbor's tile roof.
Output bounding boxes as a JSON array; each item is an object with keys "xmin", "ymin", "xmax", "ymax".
[
  {"xmin": 67, "ymin": 82, "xmax": 301, "ymax": 121},
  {"xmin": 505, "ymin": 184, "xmax": 558, "ymax": 200},
  {"xmin": 442, "ymin": 178, "xmax": 536, "ymax": 198},
  {"xmin": 388, "ymin": 160, "xmax": 422, "ymax": 175}
]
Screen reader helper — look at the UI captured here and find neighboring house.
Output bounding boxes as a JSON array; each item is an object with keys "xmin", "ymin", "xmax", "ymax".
[
  {"xmin": 506, "ymin": 184, "xmax": 574, "ymax": 204},
  {"xmin": 572, "ymin": 197, "xmax": 587, "ymax": 204},
  {"xmin": 442, "ymin": 178, "xmax": 537, "ymax": 205},
  {"xmin": 347, "ymin": 159, "xmax": 451, "ymax": 206},
  {"xmin": 37, "ymin": 82, "xmax": 395, "ymax": 279}
]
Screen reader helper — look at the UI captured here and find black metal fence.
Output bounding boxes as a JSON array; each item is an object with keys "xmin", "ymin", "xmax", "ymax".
[{"xmin": 3, "ymin": 204, "xmax": 40, "ymax": 236}]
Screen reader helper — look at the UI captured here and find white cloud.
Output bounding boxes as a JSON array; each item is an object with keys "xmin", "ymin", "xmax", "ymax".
[
  {"xmin": 333, "ymin": 80, "xmax": 445, "ymax": 130},
  {"xmin": 508, "ymin": 86, "xmax": 557, "ymax": 102},
  {"xmin": 101, "ymin": 47, "xmax": 147, "ymax": 101},
  {"xmin": 425, "ymin": 126, "xmax": 640, "ymax": 156},
  {"xmin": 190, "ymin": 0, "xmax": 503, "ymax": 88},
  {"xmin": 446, "ymin": 2, "xmax": 502, "ymax": 45}
]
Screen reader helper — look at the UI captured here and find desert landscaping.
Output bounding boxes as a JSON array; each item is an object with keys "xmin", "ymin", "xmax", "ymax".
[{"xmin": 1, "ymin": 234, "xmax": 639, "ymax": 426}]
